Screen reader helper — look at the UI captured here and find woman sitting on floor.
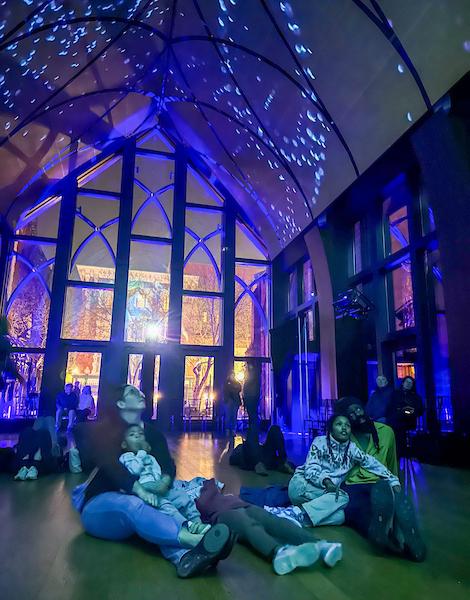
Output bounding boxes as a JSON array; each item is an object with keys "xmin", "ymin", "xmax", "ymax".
[
  {"xmin": 71, "ymin": 384, "xmax": 234, "ymax": 578},
  {"xmin": 229, "ymin": 425, "xmax": 294, "ymax": 476}
]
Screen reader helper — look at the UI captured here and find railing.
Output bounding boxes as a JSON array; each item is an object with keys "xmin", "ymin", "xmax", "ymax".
[{"xmin": 304, "ymin": 398, "xmax": 336, "ymax": 437}]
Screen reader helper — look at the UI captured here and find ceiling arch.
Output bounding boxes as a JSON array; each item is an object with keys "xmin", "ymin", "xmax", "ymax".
[{"xmin": 1, "ymin": 0, "xmax": 468, "ymax": 256}]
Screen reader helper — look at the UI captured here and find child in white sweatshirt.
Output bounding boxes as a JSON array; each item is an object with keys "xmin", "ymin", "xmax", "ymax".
[
  {"xmin": 288, "ymin": 415, "xmax": 400, "ymax": 526},
  {"xmin": 119, "ymin": 425, "xmax": 209, "ymax": 533}
]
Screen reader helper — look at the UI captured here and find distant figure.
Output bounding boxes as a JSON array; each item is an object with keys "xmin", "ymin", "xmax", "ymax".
[
  {"xmin": 0, "ymin": 316, "xmax": 23, "ymax": 418},
  {"xmin": 243, "ymin": 361, "xmax": 261, "ymax": 437},
  {"xmin": 76, "ymin": 385, "xmax": 95, "ymax": 422},
  {"xmin": 387, "ymin": 376, "xmax": 424, "ymax": 458},
  {"xmin": 229, "ymin": 425, "xmax": 294, "ymax": 476},
  {"xmin": 55, "ymin": 383, "xmax": 79, "ymax": 430},
  {"xmin": 73, "ymin": 380, "xmax": 82, "ymax": 397},
  {"xmin": 366, "ymin": 375, "xmax": 393, "ymax": 423},
  {"xmin": 221, "ymin": 372, "xmax": 242, "ymax": 436}
]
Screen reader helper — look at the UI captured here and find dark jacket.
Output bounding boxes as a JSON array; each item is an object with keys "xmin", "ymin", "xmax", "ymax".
[
  {"xmin": 78, "ymin": 411, "xmax": 176, "ymax": 504},
  {"xmin": 56, "ymin": 391, "xmax": 79, "ymax": 410},
  {"xmin": 366, "ymin": 385, "xmax": 393, "ymax": 422},
  {"xmin": 387, "ymin": 387, "xmax": 424, "ymax": 431},
  {"xmin": 243, "ymin": 368, "xmax": 261, "ymax": 403},
  {"xmin": 223, "ymin": 378, "xmax": 241, "ymax": 406}
]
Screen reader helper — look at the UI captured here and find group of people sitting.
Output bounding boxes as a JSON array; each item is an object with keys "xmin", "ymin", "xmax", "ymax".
[
  {"xmin": 1, "ymin": 381, "xmax": 426, "ymax": 579},
  {"xmin": 55, "ymin": 382, "xmax": 96, "ymax": 431}
]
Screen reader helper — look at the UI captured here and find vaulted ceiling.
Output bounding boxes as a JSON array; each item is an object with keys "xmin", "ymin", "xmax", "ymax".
[{"xmin": 1, "ymin": 0, "xmax": 469, "ymax": 255}]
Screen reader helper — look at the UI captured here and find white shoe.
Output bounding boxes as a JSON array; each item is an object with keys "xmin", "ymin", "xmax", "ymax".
[
  {"xmin": 69, "ymin": 447, "xmax": 82, "ymax": 473},
  {"xmin": 14, "ymin": 466, "xmax": 29, "ymax": 481},
  {"xmin": 187, "ymin": 521, "xmax": 211, "ymax": 535},
  {"xmin": 319, "ymin": 542, "xmax": 343, "ymax": 567},
  {"xmin": 26, "ymin": 466, "xmax": 38, "ymax": 480},
  {"xmin": 272, "ymin": 543, "xmax": 320, "ymax": 575}
]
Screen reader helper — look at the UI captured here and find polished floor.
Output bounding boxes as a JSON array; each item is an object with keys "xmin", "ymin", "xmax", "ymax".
[{"xmin": 0, "ymin": 432, "xmax": 469, "ymax": 600}]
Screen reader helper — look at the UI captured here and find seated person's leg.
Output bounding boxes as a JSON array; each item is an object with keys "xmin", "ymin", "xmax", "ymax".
[
  {"xmin": 55, "ymin": 407, "xmax": 63, "ymax": 429},
  {"xmin": 67, "ymin": 409, "xmax": 76, "ymax": 430}
]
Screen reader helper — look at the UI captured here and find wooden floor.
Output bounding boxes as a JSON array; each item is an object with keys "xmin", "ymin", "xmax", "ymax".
[{"xmin": 1, "ymin": 432, "xmax": 469, "ymax": 600}]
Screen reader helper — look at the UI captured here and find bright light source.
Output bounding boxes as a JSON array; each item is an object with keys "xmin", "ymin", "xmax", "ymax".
[
  {"xmin": 145, "ymin": 322, "xmax": 163, "ymax": 342},
  {"xmin": 235, "ymin": 371, "xmax": 245, "ymax": 383}
]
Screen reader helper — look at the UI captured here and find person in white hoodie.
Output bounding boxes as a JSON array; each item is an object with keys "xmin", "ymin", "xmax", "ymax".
[{"xmin": 288, "ymin": 415, "xmax": 400, "ymax": 527}]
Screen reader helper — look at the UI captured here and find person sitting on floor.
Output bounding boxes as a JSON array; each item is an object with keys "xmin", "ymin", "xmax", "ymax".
[
  {"xmin": 55, "ymin": 383, "xmax": 79, "ymax": 431},
  {"xmin": 76, "ymin": 385, "xmax": 95, "ymax": 422},
  {"xmin": 196, "ymin": 478, "xmax": 343, "ymax": 576},
  {"xmin": 288, "ymin": 414, "xmax": 400, "ymax": 527},
  {"xmin": 229, "ymin": 425, "xmax": 294, "ymax": 476},
  {"xmin": 335, "ymin": 396, "xmax": 426, "ymax": 561},
  {"xmin": 12, "ymin": 415, "xmax": 66, "ymax": 480},
  {"xmin": 71, "ymin": 384, "xmax": 234, "ymax": 578},
  {"xmin": 120, "ymin": 425, "xmax": 209, "ymax": 534}
]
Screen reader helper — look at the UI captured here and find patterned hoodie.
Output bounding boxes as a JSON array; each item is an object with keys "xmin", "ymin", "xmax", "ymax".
[{"xmin": 294, "ymin": 435, "xmax": 400, "ymax": 489}]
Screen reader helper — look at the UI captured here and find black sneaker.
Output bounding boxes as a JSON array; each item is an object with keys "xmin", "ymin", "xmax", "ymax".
[{"xmin": 176, "ymin": 524, "xmax": 231, "ymax": 578}]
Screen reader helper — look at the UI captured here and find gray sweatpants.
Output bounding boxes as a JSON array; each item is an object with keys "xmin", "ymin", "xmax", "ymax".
[{"xmin": 288, "ymin": 474, "xmax": 349, "ymax": 526}]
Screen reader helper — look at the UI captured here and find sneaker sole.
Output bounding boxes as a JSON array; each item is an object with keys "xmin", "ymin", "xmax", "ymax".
[
  {"xmin": 202, "ymin": 523, "xmax": 230, "ymax": 554},
  {"xmin": 177, "ymin": 524, "xmax": 231, "ymax": 578},
  {"xmin": 323, "ymin": 544, "xmax": 343, "ymax": 568},
  {"xmin": 273, "ymin": 543, "xmax": 320, "ymax": 575}
]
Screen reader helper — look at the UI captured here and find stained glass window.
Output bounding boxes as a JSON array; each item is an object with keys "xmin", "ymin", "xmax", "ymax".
[
  {"xmin": 6, "ymin": 241, "xmax": 55, "ymax": 348},
  {"xmin": 0, "ymin": 353, "xmax": 44, "ymax": 419},
  {"xmin": 127, "ymin": 354, "xmax": 143, "ymax": 389},
  {"xmin": 235, "ymin": 263, "xmax": 270, "ymax": 357},
  {"xmin": 390, "ymin": 258, "xmax": 415, "ymax": 330},
  {"xmin": 62, "ymin": 286, "xmax": 113, "ymax": 341},
  {"xmin": 181, "ymin": 296, "xmax": 222, "ymax": 346},
  {"xmin": 184, "ymin": 356, "xmax": 215, "ymax": 420},
  {"xmin": 125, "ymin": 242, "xmax": 171, "ymax": 342}
]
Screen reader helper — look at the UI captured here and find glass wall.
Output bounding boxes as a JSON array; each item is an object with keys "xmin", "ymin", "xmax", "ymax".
[
  {"xmin": 1, "ymin": 129, "xmax": 271, "ymax": 421},
  {"xmin": 183, "ymin": 356, "xmax": 215, "ymax": 419},
  {"xmin": 390, "ymin": 257, "xmax": 415, "ymax": 331}
]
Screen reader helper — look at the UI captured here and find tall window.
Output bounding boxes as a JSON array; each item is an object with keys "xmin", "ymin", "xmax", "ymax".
[
  {"xmin": 3, "ymin": 196, "xmax": 60, "ymax": 417},
  {"xmin": 1, "ymin": 128, "xmax": 271, "ymax": 420},
  {"xmin": 389, "ymin": 257, "xmax": 415, "ymax": 331},
  {"xmin": 234, "ymin": 221, "xmax": 271, "ymax": 419}
]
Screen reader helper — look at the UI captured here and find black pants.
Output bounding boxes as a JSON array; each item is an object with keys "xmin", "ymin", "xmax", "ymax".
[
  {"xmin": 244, "ymin": 399, "xmax": 259, "ymax": 437},
  {"xmin": 14, "ymin": 428, "xmax": 58, "ymax": 475},
  {"xmin": 76, "ymin": 408, "xmax": 91, "ymax": 423},
  {"xmin": 217, "ymin": 505, "xmax": 318, "ymax": 559},
  {"xmin": 344, "ymin": 480, "xmax": 393, "ymax": 537},
  {"xmin": 229, "ymin": 438, "xmax": 286, "ymax": 471}
]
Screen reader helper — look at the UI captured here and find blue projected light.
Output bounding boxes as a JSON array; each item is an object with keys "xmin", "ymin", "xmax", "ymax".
[{"xmin": 0, "ymin": 0, "xmax": 468, "ymax": 255}]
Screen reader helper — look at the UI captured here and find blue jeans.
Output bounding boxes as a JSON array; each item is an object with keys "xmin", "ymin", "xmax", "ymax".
[{"xmin": 81, "ymin": 492, "xmax": 187, "ymax": 565}]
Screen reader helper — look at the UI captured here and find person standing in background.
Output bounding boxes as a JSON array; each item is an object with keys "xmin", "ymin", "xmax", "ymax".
[
  {"xmin": 243, "ymin": 361, "xmax": 261, "ymax": 438},
  {"xmin": 366, "ymin": 375, "xmax": 393, "ymax": 423},
  {"xmin": 221, "ymin": 371, "xmax": 242, "ymax": 436}
]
